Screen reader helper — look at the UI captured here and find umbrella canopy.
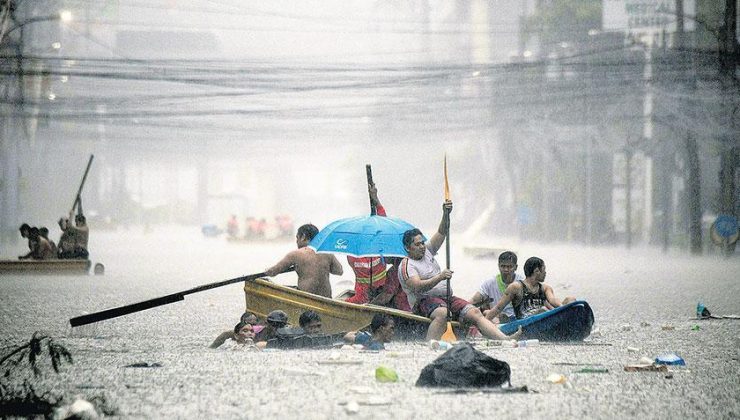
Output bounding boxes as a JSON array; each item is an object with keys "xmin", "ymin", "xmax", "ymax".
[{"xmin": 309, "ymin": 215, "xmax": 420, "ymax": 258}]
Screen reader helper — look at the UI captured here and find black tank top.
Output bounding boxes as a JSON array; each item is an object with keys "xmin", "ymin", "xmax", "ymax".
[{"xmin": 514, "ymin": 280, "xmax": 547, "ymax": 319}]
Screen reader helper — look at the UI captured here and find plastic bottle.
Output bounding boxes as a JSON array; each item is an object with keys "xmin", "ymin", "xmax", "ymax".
[
  {"xmin": 517, "ymin": 339, "xmax": 540, "ymax": 348},
  {"xmin": 696, "ymin": 301, "xmax": 705, "ymax": 319}
]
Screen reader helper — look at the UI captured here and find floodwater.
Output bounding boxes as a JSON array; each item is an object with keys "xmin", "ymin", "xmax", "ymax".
[{"xmin": 1, "ymin": 227, "xmax": 739, "ymax": 418}]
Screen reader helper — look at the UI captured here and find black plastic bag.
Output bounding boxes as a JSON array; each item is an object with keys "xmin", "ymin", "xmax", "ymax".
[{"xmin": 416, "ymin": 343, "xmax": 510, "ymax": 387}]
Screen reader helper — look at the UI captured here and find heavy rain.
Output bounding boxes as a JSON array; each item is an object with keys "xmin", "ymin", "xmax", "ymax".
[{"xmin": 1, "ymin": 1, "xmax": 738, "ymax": 418}]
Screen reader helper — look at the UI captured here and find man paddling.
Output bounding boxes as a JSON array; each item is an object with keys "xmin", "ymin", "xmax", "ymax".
[
  {"xmin": 398, "ymin": 201, "xmax": 521, "ymax": 341},
  {"xmin": 265, "ymin": 223, "xmax": 343, "ymax": 298},
  {"xmin": 485, "ymin": 256, "xmax": 575, "ymax": 321}
]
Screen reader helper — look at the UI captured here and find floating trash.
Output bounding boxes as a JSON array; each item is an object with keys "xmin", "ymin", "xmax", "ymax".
[
  {"xmin": 375, "ymin": 365, "xmax": 399, "ymax": 383},
  {"xmin": 655, "ymin": 353, "xmax": 685, "ymax": 366},
  {"xmin": 124, "ymin": 362, "xmax": 162, "ymax": 368},
  {"xmin": 575, "ymin": 367, "xmax": 609, "ymax": 373},
  {"xmin": 345, "ymin": 401, "xmax": 360, "ymax": 414},
  {"xmin": 624, "ymin": 364, "xmax": 668, "ymax": 372},
  {"xmin": 546, "ymin": 373, "xmax": 567, "ymax": 384}
]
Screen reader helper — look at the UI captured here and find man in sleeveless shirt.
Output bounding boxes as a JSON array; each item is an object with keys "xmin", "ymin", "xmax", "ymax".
[{"xmin": 485, "ymin": 257, "xmax": 575, "ymax": 320}]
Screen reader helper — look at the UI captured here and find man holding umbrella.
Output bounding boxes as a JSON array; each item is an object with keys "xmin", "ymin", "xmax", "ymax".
[
  {"xmin": 398, "ymin": 201, "xmax": 521, "ymax": 341},
  {"xmin": 345, "ymin": 184, "xmax": 410, "ymax": 311}
]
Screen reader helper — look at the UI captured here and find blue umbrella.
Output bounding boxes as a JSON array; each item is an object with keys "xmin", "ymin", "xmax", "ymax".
[{"xmin": 308, "ymin": 215, "xmax": 420, "ymax": 258}]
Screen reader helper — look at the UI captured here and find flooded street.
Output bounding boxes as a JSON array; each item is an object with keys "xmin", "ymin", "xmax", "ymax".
[{"xmin": 1, "ymin": 227, "xmax": 738, "ymax": 418}]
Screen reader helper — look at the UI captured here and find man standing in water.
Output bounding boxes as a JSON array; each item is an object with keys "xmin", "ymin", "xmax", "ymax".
[
  {"xmin": 265, "ymin": 223, "xmax": 343, "ymax": 298},
  {"xmin": 398, "ymin": 201, "xmax": 520, "ymax": 341},
  {"xmin": 485, "ymin": 256, "xmax": 575, "ymax": 320}
]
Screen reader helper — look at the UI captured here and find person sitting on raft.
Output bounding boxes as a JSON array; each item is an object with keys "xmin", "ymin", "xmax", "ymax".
[
  {"xmin": 344, "ymin": 314, "xmax": 395, "ymax": 350},
  {"xmin": 484, "ymin": 256, "xmax": 575, "ymax": 321},
  {"xmin": 398, "ymin": 200, "xmax": 521, "ymax": 342}
]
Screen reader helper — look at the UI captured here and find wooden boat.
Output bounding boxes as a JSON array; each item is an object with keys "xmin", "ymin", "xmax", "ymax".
[
  {"xmin": 244, "ymin": 278, "xmax": 460, "ymax": 340},
  {"xmin": 0, "ymin": 259, "xmax": 91, "ymax": 275},
  {"xmin": 498, "ymin": 300, "xmax": 594, "ymax": 341}
]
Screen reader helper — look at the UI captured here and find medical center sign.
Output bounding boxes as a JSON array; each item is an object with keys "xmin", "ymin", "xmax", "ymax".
[{"xmin": 603, "ymin": 0, "xmax": 695, "ymax": 33}]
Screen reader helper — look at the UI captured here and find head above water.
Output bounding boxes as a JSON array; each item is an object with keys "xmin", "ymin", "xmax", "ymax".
[
  {"xmin": 233, "ymin": 321, "xmax": 255, "ymax": 342},
  {"xmin": 266, "ymin": 310, "xmax": 288, "ymax": 327},
  {"xmin": 369, "ymin": 313, "xmax": 395, "ymax": 343},
  {"xmin": 240, "ymin": 311, "xmax": 258, "ymax": 325},
  {"xmin": 299, "ymin": 310, "xmax": 322, "ymax": 334}
]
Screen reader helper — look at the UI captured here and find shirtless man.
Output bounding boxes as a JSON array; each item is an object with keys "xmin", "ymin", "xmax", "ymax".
[
  {"xmin": 57, "ymin": 217, "xmax": 76, "ymax": 258},
  {"xmin": 21, "ymin": 227, "xmax": 54, "ymax": 260},
  {"xmin": 265, "ymin": 223, "xmax": 343, "ymax": 298},
  {"xmin": 18, "ymin": 224, "xmax": 35, "ymax": 260},
  {"xmin": 39, "ymin": 227, "xmax": 57, "ymax": 258},
  {"xmin": 485, "ymin": 256, "xmax": 575, "ymax": 320}
]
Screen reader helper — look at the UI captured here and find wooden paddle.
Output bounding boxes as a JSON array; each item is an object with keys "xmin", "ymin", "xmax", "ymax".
[
  {"xmin": 366, "ymin": 164, "xmax": 376, "ymax": 216},
  {"xmin": 440, "ymin": 155, "xmax": 457, "ymax": 343},
  {"xmin": 366, "ymin": 164, "xmax": 376, "ymax": 298},
  {"xmin": 71, "ymin": 155, "xmax": 94, "ymax": 214},
  {"xmin": 69, "ymin": 268, "xmax": 293, "ymax": 327}
]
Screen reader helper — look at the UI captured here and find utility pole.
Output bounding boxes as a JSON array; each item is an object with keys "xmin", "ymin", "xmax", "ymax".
[
  {"xmin": 625, "ymin": 143, "xmax": 633, "ymax": 249},
  {"xmin": 718, "ymin": 0, "xmax": 738, "ymax": 255},
  {"xmin": 674, "ymin": 0, "xmax": 703, "ymax": 254}
]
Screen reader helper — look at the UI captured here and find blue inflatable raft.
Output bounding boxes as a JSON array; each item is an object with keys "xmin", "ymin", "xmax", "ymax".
[{"xmin": 498, "ymin": 300, "xmax": 594, "ymax": 341}]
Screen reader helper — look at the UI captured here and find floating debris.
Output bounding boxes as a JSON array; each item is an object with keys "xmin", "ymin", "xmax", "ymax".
[
  {"xmin": 624, "ymin": 364, "xmax": 668, "ymax": 372},
  {"xmin": 123, "ymin": 362, "xmax": 162, "ymax": 368}
]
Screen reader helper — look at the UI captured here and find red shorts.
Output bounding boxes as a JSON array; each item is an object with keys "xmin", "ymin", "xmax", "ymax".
[{"xmin": 416, "ymin": 295, "xmax": 474, "ymax": 323}]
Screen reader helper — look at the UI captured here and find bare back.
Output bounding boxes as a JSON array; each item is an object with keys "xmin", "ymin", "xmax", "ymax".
[
  {"xmin": 266, "ymin": 247, "xmax": 343, "ymax": 298},
  {"xmin": 293, "ymin": 248, "xmax": 339, "ymax": 298}
]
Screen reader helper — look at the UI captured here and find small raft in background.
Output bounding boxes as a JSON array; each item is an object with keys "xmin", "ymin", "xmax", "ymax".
[{"xmin": 0, "ymin": 259, "xmax": 93, "ymax": 275}]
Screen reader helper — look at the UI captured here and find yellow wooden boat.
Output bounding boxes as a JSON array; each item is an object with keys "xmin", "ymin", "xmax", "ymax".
[
  {"xmin": 244, "ymin": 278, "xmax": 460, "ymax": 340},
  {"xmin": 0, "ymin": 259, "xmax": 91, "ymax": 275}
]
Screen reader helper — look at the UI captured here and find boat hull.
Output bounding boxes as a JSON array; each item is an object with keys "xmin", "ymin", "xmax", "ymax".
[
  {"xmin": 499, "ymin": 300, "xmax": 594, "ymax": 341},
  {"xmin": 0, "ymin": 259, "xmax": 91, "ymax": 275},
  {"xmin": 243, "ymin": 278, "xmax": 458, "ymax": 340}
]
